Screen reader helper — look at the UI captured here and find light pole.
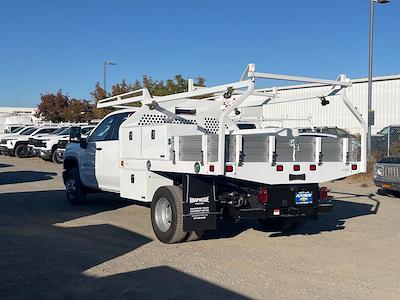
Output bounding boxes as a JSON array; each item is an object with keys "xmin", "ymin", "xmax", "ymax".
[
  {"xmin": 367, "ymin": 0, "xmax": 390, "ymax": 155},
  {"xmin": 103, "ymin": 61, "xmax": 116, "ymax": 97}
]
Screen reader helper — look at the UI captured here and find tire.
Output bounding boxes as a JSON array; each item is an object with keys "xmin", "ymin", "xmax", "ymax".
[
  {"xmin": 258, "ymin": 217, "xmax": 296, "ymax": 232},
  {"xmin": 15, "ymin": 144, "xmax": 29, "ymax": 158},
  {"xmin": 52, "ymin": 149, "xmax": 63, "ymax": 164},
  {"xmin": 185, "ymin": 230, "xmax": 204, "ymax": 242},
  {"xmin": 65, "ymin": 167, "xmax": 87, "ymax": 205},
  {"xmin": 151, "ymin": 186, "xmax": 187, "ymax": 244}
]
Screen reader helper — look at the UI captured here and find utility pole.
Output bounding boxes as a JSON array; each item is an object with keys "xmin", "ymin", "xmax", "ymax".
[{"xmin": 103, "ymin": 61, "xmax": 116, "ymax": 97}]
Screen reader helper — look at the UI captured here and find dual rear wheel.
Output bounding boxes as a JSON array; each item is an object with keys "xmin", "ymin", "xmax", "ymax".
[{"xmin": 151, "ymin": 186, "xmax": 203, "ymax": 244}]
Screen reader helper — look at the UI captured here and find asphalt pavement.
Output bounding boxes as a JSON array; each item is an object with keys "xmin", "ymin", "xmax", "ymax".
[{"xmin": 0, "ymin": 156, "xmax": 399, "ymax": 299}]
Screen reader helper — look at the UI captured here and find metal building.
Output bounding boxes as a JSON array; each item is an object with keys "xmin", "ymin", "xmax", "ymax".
[{"xmin": 241, "ymin": 75, "xmax": 400, "ymax": 134}]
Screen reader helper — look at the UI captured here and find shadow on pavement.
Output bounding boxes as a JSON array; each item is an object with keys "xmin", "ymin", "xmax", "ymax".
[
  {"xmin": 0, "ymin": 190, "xmax": 247, "ymax": 299},
  {"xmin": 0, "ymin": 163, "xmax": 13, "ymax": 168},
  {"xmin": 205, "ymin": 192, "xmax": 379, "ymax": 240},
  {"xmin": 0, "ymin": 170, "xmax": 57, "ymax": 185}
]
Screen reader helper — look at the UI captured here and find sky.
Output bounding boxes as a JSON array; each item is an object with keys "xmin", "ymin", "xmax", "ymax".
[{"xmin": 0, "ymin": 0, "xmax": 399, "ymax": 107}]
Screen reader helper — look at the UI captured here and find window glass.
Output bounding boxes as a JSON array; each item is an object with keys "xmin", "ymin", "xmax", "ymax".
[
  {"xmin": 59, "ymin": 128, "xmax": 71, "ymax": 135},
  {"xmin": 52, "ymin": 127, "xmax": 69, "ymax": 134},
  {"xmin": 111, "ymin": 112, "xmax": 133, "ymax": 140},
  {"xmin": 11, "ymin": 127, "xmax": 23, "ymax": 133},
  {"xmin": 89, "ymin": 115, "xmax": 120, "ymax": 142},
  {"xmin": 34, "ymin": 128, "xmax": 56, "ymax": 135},
  {"xmin": 378, "ymin": 127, "xmax": 389, "ymax": 135},
  {"xmin": 21, "ymin": 127, "xmax": 37, "ymax": 135},
  {"xmin": 81, "ymin": 127, "xmax": 94, "ymax": 135}
]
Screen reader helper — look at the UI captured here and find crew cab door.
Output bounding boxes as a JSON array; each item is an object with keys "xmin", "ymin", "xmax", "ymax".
[{"xmin": 81, "ymin": 112, "xmax": 130, "ymax": 192}]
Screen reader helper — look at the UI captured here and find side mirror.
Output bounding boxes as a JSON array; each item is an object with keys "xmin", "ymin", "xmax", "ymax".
[
  {"xmin": 70, "ymin": 127, "xmax": 81, "ymax": 143},
  {"xmin": 80, "ymin": 138, "xmax": 88, "ymax": 149}
]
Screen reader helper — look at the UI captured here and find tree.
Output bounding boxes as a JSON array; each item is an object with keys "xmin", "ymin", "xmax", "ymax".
[
  {"xmin": 90, "ymin": 75, "xmax": 207, "ymax": 118},
  {"xmin": 62, "ymin": 99, "xmax": 93, "ymax": 123},
  {"xmin": 91, "ymin": 82, "xmax": 112, "ymax": 119},
  {"xmin": 36, "ymin": 90, "xmax": 69, "ymax": 122}
]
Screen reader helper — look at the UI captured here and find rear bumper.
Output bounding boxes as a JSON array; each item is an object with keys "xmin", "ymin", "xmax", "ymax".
[
  {"xmin": 374, "ymin": 178, "xmax": 400, "ymax": 191},
  {"xmin": 231, "ymin": 203, "xmax": 333, "ymax": 220}
]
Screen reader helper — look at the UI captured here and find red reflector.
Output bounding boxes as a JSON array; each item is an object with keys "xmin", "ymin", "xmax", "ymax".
[
  {"xmin": 276, "ymin": 165, "xmax": 284, "ymax": 172},
  {"xmin": 209, "ymin": 165, "xmax": 215, "ymax": 172},
  {"xmin": 310, "ymin": 164, "xmax": 317, "ymax": 171},
  {"xmin": 258, "ymin": 188, "xmax": 268, "ymax": 204},
  {"xmin": 226, "ymin": 165, "xmax": 233, "ymax": 172},
  {"xmin": 293, "ymin": 165, "xmax": 300, "ymax": 171},
  {"xmin": 351, "ymin": 164, "xmax": 358, "ymax": 170},
  {"xmin": 319, "ymin": 187, "xmax": 328, "ymax": 201}
]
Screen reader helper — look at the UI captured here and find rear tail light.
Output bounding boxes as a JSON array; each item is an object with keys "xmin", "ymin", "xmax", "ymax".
[
  {"xmin": 225, "ymin": 165, "xmax": 234, "ymax": 172},
  {"xmin": 209, "ymin": 165, "xmax": 215, "ymax": 172},
  {"xmin": 258, "ymin": 188, "xmax": 268, "ymax": 204},
  {"xmin": 293, "ymin": 164, "xmax": 300, "ymax": 171},
  {"xmin": 351, "ymin": 164, "xmax": 358, "ymax": 170},
  {"xmin": 310, "ymin": 164, "xmax": 317, "ymax": 171},
  {"xmin": 276, "ymin": 165, "xmax": 284, "ymax": 172},
  {"xmin": 319, "ymin": 187, "xmax": 328, "ymax": 201}
]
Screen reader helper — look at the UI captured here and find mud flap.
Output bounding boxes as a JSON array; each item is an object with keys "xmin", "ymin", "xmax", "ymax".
[{"xmin": 182, "ymin": 175, "xmax": 217, "ymax": 232}]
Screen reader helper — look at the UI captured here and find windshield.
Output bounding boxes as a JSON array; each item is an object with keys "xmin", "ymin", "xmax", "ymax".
[
  {"xmin": 11, "ymin": 127, "xmax": 23, "ymax": 133},
  {"xmin": 81, "ymin": 127, "xmax": 94, "ymax": 135},
  {"xmin": 378, "ymin": 127, "xmax": 389, "ymax": 135},
  {"xmin": 52, "ymin": 127, "xmax": 69, "ymax": 134},
  {"xmin": 21, "ymin": 127, "xmax": 37, "ymax": 135},
  {"xmin": 59, "ymin": 128, "xmax": 71, "ymax": 135}
]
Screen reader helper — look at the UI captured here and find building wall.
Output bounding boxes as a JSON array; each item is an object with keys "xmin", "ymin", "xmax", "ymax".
[{"xmin": 242, "ymin": 75, "xmax": 400, "ymax": 134}]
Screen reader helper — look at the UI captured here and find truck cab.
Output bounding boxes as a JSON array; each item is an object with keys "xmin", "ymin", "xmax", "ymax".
[{"xmin": 64, "ymin": 111, "xmax": 133, "ymax": 192}]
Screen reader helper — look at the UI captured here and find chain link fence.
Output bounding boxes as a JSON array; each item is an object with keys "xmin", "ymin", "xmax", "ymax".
[{"xmin": 371, "ymin": 126, "xmax": 400, "ymax": 158}]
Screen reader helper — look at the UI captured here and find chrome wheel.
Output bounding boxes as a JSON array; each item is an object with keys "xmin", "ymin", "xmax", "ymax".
[{"xmin": 154, "ymin": 197, "xmax": 172, "ymax": 232}]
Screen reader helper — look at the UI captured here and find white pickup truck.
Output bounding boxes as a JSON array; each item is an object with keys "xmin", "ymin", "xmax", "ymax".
[
  {"xmin": 53, "ymin": 126, "xmax": 94, "ymax": 164},
  {"xmin": 63, "ymin": 64, "xmax": 366, "ymax": 243},
  {"xmin": 1, "ymin": 126, "xmax": 58, "ymax": 157}
]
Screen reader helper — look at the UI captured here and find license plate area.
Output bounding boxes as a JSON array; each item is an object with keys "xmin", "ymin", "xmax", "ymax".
[{"xmin": 295, "ymin": 191, "xmax": 313, "ymax": 205}]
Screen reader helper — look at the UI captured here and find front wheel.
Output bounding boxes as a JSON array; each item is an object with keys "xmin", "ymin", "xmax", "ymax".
[
  {"xmin": 151, "ymin": 186, "xmax": 187, "ymax": 244},
  {"xmin": 15, "ymin": 144, "xmax": 29, "ymax": 158},
  {"xmin": 52, "ymin": 150, "xmax": 63, "ymax": 164},
  {"xmin": 65, "ymin": 168, "xmax": 87, "ymax": 205}
]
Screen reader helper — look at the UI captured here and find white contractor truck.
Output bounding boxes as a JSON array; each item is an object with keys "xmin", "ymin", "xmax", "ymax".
[{"xmin": 63, "ymin": 64, "xmax": 366, "ymax": 243}]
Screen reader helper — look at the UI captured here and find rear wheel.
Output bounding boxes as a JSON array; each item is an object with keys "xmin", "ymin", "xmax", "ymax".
[
  {"xmin": 185, "ymin": 230, "xmax": 204, "ymax": 242},
  {"xmin": 151, "ymin": 186, "xmax": 187, "ymax": 244},
  {"xmin": 65, "ymin": 167, "xmax": 87, "ymax": 205},
  {"xmin": 15, "ymin": 144, "xmax": 29, "ymax": 158}
]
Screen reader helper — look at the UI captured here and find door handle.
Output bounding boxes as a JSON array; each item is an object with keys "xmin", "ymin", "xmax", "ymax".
[{"xmin": 96, "ymin": 147, "xmax": 102, "ymax": 151}]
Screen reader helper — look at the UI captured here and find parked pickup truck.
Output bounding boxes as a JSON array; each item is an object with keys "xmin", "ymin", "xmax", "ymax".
[
  {"xmin": 52, "ymin": 126, "xmax": 94, "ymax": 164},
  {"xmin": 1, "ymin": 126, "xmax": 58, "ymax": 157},
  {"xmin": 374, "ymin": 156, "xmax": 400, "ymax": 192}
]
